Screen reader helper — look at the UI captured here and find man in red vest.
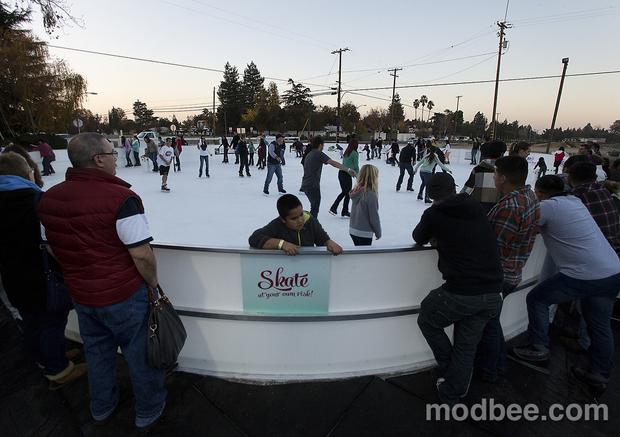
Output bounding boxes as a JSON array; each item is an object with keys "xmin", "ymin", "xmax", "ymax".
[{"xmin": 38, "ymin": 133, "xmax": 166, "ymax": 430}]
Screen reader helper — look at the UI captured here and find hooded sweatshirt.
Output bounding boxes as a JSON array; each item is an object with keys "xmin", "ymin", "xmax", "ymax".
[
  {"xmin": 349, "ymin": 188, "xmax": 381, "ymax": 239},
  {"xmin": 249, "ymin": 211, "xmax": 330, "ymax": 249},
  {"xmin": 413, "ymin": 193, "xmax": 504, "ymax": 295}
]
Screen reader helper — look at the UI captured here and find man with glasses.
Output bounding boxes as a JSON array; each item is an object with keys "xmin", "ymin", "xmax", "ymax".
[{"xmin": 38, "ymin": 133, "xmax": 166, "ymax": 431}]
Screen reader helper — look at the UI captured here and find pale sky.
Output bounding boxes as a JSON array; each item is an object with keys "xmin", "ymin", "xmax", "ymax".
[{"xmin": 28, "ymin": 0, "xmax": 620, "ymax": 131}]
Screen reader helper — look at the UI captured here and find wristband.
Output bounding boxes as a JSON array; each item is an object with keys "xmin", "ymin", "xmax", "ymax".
[{"xmin": 278, "ymin": 239, "xmax": 284, "ymax": 250}]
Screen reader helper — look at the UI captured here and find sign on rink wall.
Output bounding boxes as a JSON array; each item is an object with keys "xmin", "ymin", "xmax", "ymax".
[{"xmin": 241, "ymin": 254, "xmax": 331, "ymax": 315}]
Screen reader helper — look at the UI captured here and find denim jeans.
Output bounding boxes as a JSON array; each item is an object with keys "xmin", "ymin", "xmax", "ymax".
[
  {"xmin": 418, "ymin": 171, "xmax": 432, "ymax": 201},
  {"xmin": 350, "ymin": 234, "xmax": 372, "ymax": 246},
  {"xmin": 526, "ymin": 272, "xmax": 620, "ymax": 378},
  {"xmin": 473, "ymin": 282, "xmax": 516, "ymax": 381},
  {"xmin": 150, "ymin": 152, "xmax": 158, "ymax": 171},
  {"xmin": 263, "ymin": 164, "xmax": 284, "ymax": 192},
  {"xmin": 199, "ymin": 155, "xmax": 209, "ymax": 177},
  {"xmin": 396, "ymin": 163, "xmax": 414, "ymax": 190},
  {"xmin": 74, "ymin": 284, "xmax": 166, "ymax": 425},
  {"xmin": 133, "ymin": 151, "xmax": 141, "ymax": 166},
  {"xmin": 18, "ymin": 309, "xmax": 70, "ymax": 375},
  {"xmin": 304, "ymin": 186, "xmax": 321, "ymax": 218},
  {"xmin": 418, "ymin": 286, "xmax": 502, "ymax": 405},
  {"xmin": 331, "ymin": 171, "xmax": 352, "ymax": 214}
]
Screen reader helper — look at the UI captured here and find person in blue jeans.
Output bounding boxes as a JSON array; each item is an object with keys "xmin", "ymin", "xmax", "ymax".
[
  {"xmin": 38, "ymin": 133, "xmax": 167, "ymax": 431},
  {"xmin": 513, "ymin": 175, "xmax": 620, "ymax": 396},
  {"xmin": 263, "ymin": 134, "xmax": 286, "ymax": 195}
]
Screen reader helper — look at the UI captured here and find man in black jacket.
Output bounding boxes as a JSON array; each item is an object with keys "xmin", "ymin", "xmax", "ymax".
[
  {"xmin": 249, "ymin": 194, "xmax": 343, "ymax": 256},
  {"xmin": 237, "ymin": 139, "xmax": 250, "ymax": 177},
  {"xmin": 413, "ymin": 172, "xmax": 504, "ymax": 406},
  {"xmin": 0, "ymin": 152, "xmax": 86, "ymax": 387},
  {"xmin": 396, "ymin": 142, "xmax": 416, "ymax": 192}
]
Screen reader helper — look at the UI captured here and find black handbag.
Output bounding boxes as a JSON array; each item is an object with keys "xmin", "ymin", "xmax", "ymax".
[
  {"xmin": 40, "ymin": 244, "xmax": 73, "ymax": 313},
  {"xmin": 147, "ymin": 285, "xmax": 187, "ymax": 369}
]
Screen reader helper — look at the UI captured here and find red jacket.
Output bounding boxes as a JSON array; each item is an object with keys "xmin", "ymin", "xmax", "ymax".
[{"xmin": 38, "ymin": 168, "xmax": 145, "ymax": 306}]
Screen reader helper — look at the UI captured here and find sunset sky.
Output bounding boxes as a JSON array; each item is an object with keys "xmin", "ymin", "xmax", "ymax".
[{"xmin": 28, "ymin": 0, "xmax": 620, "ymax": 131}]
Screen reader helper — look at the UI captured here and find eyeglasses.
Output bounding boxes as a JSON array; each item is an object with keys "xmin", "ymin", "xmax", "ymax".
[{"xmin": 93, "ymin": 150, "xmax": 118, "ymax": 158}]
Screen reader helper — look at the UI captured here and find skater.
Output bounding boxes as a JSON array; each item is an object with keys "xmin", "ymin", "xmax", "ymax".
[
  {"xmin": 363, "ymin": 143, "xmax": 371, "ymax": 160},
  {"xmin": 122, "ymin": 136, "xmax": 133, "ymax": 167},
  {"xmin": 144, "ymin": 137, "xmax": 159, "ymax": 172},
  {"xmin": 158, "ymin": 138, "xmax": 174, "ymax": 192},
  {"xmin": 534, "ymin": 157, "xmax": 547, "ymax": 179},
  {"xmin": 374, "ymin": 138, "xmax": 383, "ymax": 159},
  {"xmin": 257, "ymin": 137, "xmax": 266, "ymax": 169},
  {"xmin": 36, "ymin": 139, "xmax": 55, "ymax": 175},
  {"xmin": 263, "ymin": 134, "xmax": 286, "ymax": 195},
  {"xmin": 249, "ymin": 194, "xmax": 343, "ymax": 256},
  {"xmin": 293, "ymin": 139, "xmax": 304, "ymax": 158},
  {"xmin": 349, "ymin": 164, "xmax": 381, "ymax": 246},
  {"xmin": 442, "ymin": 139, "xmax": 452, "ymax": 164},
  {"xmin": 416, "ymin": 138, "xmax": 425, "ymax": 161},
  {"xmin": 369, "ymin": 138, "xmax": 376, "ymax": 159},
  {"xmin": 232, "ymin": 133, "xmax": 240, "ymax": 165},
  {"xmin": 389, "ymin": 140, "xmax": 399, "ymax": 166},
  {"xmin": 173, "ymin": 135, "xmax": 183, "ymax": 172},
  {"xmin": 396, "ymin": 141, "xmax": 415, "ymax": 192},
  {"xmin": 222, "ymin": 135, "xmax": 230, "ymax": 163},
  {"xmin": 329, "ymin": 139, "xmax": 359, "ymax": 218},
  {"xmin": 553, "ymin": 146, "xmax": 565, "ymax": 174},
  {"xmin": 197, "ymin": 136, "xmax": 210, "ymax": 178},
  {"xmin": 301, "ymin": 135, "xmax": 357, "ymax": 218},
  {"xmin": 414, "ymin": 146, "xmax": 451, "ymax": 203},
  {"xmin": 131, "ymin": 135, "xmax": 141, "ymax": 166},
  {"xmin": 237, "ymin": 138, "xmax": 250, "ymax": 177},
  {"xmin": 248, "ymin": 140, "xmax": 255, "ymax": 166},
  {"xmin": 470, "ymin": 138, "xmax": 480, "ymax": 165}
]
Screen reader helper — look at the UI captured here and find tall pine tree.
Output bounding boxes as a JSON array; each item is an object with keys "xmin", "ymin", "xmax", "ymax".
[
  {"xmin": 242, "ymin": 61, "xmax": 265, "ymax": 109},
  {"xmin": 282, "ymin": 79, "xmax": 314, "ymax": 133},
  {"xmin": 217, "ymin": 62, "xmax": 244, "ymax": 132}
]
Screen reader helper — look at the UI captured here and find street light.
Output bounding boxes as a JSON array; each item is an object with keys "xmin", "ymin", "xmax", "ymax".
[{"xmin": 75, "ymin": 91, "xmax": 99, "ymax": 133}]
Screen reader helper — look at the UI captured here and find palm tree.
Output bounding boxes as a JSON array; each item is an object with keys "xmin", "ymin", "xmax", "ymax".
[
  {"xmin": 419, "ymin": 95, "xmax": 428, "ymax": 124},
  {"xmin": 426, "ymin": 100, "xmax": 434, "ymax": 122},
  {"xmin": 413, "ymin": 99, "xmax": 420, "ymax": 121}
]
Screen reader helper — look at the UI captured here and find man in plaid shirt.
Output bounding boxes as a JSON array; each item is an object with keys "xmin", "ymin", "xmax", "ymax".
[
  {"xmin": 569, "ymin": 162, "xmax": 620, "ymax": 257},
  {"xmin": 474, "ymin": 156, "xmax": 539, "ymax": 382}
]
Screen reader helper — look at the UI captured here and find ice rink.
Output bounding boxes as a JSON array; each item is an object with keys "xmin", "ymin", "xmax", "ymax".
[{"xmin": 40, "ymin": 144, "xmax": 549, "ymax": 249}]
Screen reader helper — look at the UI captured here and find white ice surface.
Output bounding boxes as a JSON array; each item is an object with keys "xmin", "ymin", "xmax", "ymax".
[{"xmin": 40, "ymin": 146, "xmax": 549, "ymax": 249}]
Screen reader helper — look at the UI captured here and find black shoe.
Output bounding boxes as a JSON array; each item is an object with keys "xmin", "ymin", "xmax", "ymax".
[
  {"xmin": 263, "ymin": 190, "xmax": 269, "ymax": 196},
  {"xmin": 424, "ymin": 199, "xmax": 432, "ymax": 204},
  {"xmin": 239, "ymin": 173, "xmax": 244, "ymax": 177},
  {"xmin": 246, "ymin": 173, "xmax": 251, "ymax": 177},
  {"xmin": 396, "ymin": 187, "xmax": 400, "ymax": 192},
  {"xmin": 329, "ymin": 207, "xmax": 338, "ymax": 216},
  {"xmin": 571, "ymin": 366, "xmax": 607, "ymax": 399},
  {"xmin": 512, "ymin": 343, "xmax": 550, "ymax": 362},
  {"xmin": 417, "ymin": 195, "xmax": 423, "ymax": 200},
  {"xmin": 206, "ymin": 174, "xmax": 210, "ymax": 178},
  {"xmin": 407, "ymin": 188, "xmax": 414, "ymax": 192},
  {"xmin": 341, "ymin": 212, "xmax": 350, "ymax": 218},
  {"xmin": 278, "ymin": 189, "xmax": 287, "ymax": 194}
]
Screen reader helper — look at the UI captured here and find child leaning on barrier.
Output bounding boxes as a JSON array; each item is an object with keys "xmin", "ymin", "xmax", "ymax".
[{"xmin": 248, "ymin": 194, "xmax": 343, "ymax": 256}]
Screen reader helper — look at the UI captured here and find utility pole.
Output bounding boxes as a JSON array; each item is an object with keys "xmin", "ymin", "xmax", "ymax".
[
  {"xmin": 491, "ymin": 20, "xmax": 511, "ymax": 139},
  {"xmin": 212, "ymin": 86, "xmax": 216, "ymax": 136},
  {"xmin": 454, "ymin": 95, "xmax": 462, "ymax": 136},
  {"xmin": 388, "ymin": 68, "xmax": 402, "ymax": 138},
  {"xmin": 331, "ymin": 47, "xmax": 350, "ymax": 145},
  {"xmin": 546, "ymin": 58, "xmax": 569, "ymax": 154}
]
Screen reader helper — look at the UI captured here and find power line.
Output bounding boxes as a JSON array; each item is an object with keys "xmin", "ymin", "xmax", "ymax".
[
  {"xmin": 45, "ymin": 44, "xmax": 335, "ymax": 90},
  {"xmin": 342, "ymin": 69, "xmax": 620, "ymax": 92}
]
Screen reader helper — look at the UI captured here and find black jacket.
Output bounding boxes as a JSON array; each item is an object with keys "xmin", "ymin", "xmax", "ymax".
[
  {"xmin": 0, "ymin": 189, "xmax": 59, "ymax": 313},
  {"xmin": 399, "ymin": 144, "xmax": 416, "ymax": 164},
  {"xmin": 249, "ymin": 212, "xmax": 330, "ymax": 249},
  {"xmin": 413, "ymin": 193, "xmax": 503, "ymax": 295}
]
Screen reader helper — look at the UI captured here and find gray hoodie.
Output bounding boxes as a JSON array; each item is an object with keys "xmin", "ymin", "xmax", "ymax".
[{"xmin": 349, "ymin": 188, "xmax": 382, "ymax": 239}]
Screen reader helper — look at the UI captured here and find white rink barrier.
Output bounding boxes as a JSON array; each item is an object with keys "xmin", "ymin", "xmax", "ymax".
[{"xmin": 65, "ymin": 237, "xmax": 547, "ymax": 382}]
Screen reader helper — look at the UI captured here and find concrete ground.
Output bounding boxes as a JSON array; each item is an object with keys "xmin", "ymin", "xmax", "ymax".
[{"xmin": 1, "ymin": 300, "xmax": 619, "ymax": 437}]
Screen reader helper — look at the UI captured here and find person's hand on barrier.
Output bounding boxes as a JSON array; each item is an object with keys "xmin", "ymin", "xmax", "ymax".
[
  {"xmin": 326, "ymin": 240, "xmax": 343, "ymax": 256},
  {"xmin": 281, "ymin": 241, "xmax": 299, "ymax": 256}
]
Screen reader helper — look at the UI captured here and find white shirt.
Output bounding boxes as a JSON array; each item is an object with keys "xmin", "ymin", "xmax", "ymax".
[
  {"xmin": 157, "ymin": 145, "xmax": 174, "ymax": 167},
  {"xmin": 539, "ymin": 195, "xmax": 620, "ymax": 280},
  {"xmin": 198, "ymin": 140, "xmax": 209, "ymax": 157}
]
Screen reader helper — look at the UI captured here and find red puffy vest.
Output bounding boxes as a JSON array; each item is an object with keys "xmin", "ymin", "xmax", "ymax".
[{"xmin": 38, "ymin": 168, "xmax": 145, "ymax": 307}]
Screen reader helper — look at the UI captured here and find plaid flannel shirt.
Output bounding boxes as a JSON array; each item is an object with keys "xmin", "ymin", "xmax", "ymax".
[
  {"xmin": 572, "ymin": 182, "xmax": 620, "ymax": 256},
  {"xmin": 487, "ymin": 186, "xmax": 540, "ymax": 286}
]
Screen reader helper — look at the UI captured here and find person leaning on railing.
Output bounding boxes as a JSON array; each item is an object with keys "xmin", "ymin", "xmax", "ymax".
[{"xmin": 249, "ymin": 194, "xmax": 343, "ymax": 256}]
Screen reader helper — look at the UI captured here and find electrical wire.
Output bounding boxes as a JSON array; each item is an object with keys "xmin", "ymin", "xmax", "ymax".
[{"xmin": 342, "ymin": 69, "xmax": 620, "ymax": 92}]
